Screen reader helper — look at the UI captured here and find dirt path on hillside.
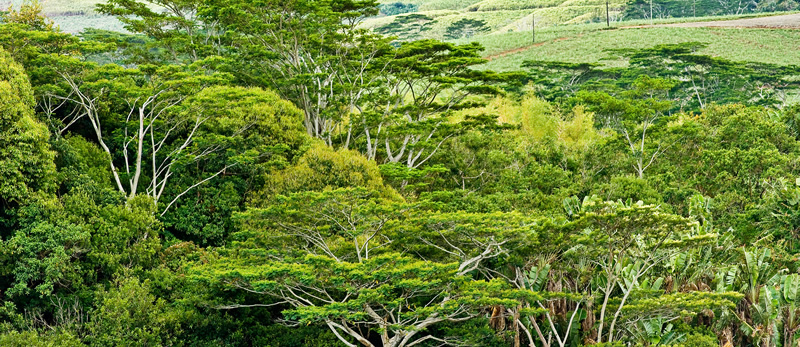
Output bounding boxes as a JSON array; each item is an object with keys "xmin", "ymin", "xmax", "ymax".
[
  {"xmin": 485, "ymin": 37, "xmax": 570, "ymax": 61},
  {"xmin": 629, "ymin": 13, "xmax": 800, "ymax": 29}
]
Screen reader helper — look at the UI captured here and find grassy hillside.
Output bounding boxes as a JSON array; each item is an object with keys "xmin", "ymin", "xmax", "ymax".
[
  {"xmin": 5, "ymin": 0, "xmax": 122, "ymax": 33},
  {"xmin": 7, "ymin": 0, "xmax": 98, "ymax": 13},
  {"xmin": 379, "ymin": 0, "xmax": 482, "ymax": 11},
  {"xmin": 370, "ymin": 0, "xmax": 798, "ymax": 43},
  {"xmin": 457, "ymin": 13, "xmax": 800, "ymax": 71},
  {"xmin": 367, "ymin": 0, "xmax": 627, "ymax": 37}
]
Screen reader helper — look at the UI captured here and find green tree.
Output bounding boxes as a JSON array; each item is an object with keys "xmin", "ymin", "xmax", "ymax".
[
  {"xmin": 525, "ymin": 43, "xmax": 800, "ymax": 112},
  {"xmin": 52, "ymin": 63, "xmax": 307, "ymax": 216},
  {"xmin": 357, "ymin": 40, "xmax": 514, "ymax": 169},
  {"xmin": 251, "ymin": 141, "xmax": 399, "ymax": 205},
  {"xmin": 0, "ymin": 330, "xmax": 83, "ymax": 347},
  {"xmin": 193, "ymin": 188, "xmax": 533, "ymax": 347},
  {"xmin": 0, "ymin": 47, "xmax": 56, "ymax": 210},
  {"xmin": 376, "ymin": 14, "xmax": 437, "ymax": 43},
  {"xmin": 444, "ymin": 18, "xmax": 490, "ymax": 40},
  {"xmin": 556, "ymin": 196, "xmax": 724, "ymax": 343},
  {"xmin": 86, "ymin": 277, "xmax": 182, "ymax": 347},
  {"xmin": 193, "ymin": 252, "xmax": 525, "ymax": 347},
  {"xmin": 378, "ymin": 2, "xmax": 418, "ymax": 16},
  {"xmin": 0, "ymin": 6, "xmax": 107, "ymax": 98},
  {"xmin": 198, "ymin": 0, "xmax": 388, "ymax": 144},
  {"xmin": 156, "ymin": 85, "xmax": 309, "ymax": 244},
  {"xmin": 97, "ymin": 0, "xmax": 211, "ymax": 64},
  {"xmin": 2, "ymin": 193, "xmax": 161, "ymax": 298},
  {"xmin": 2, "ymin": 0, "xmax": 56, "ymax": 31},
  {"xmin": 579, "ymin": 76, "xmax": 676, "ymax": 178},
  {"xmin": 522, "ymin": 61, "xmax": 607, "ymax": 99}
]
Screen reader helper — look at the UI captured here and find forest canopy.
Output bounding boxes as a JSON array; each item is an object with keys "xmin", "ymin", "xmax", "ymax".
[{"xmin": 1, "ymin": 0, "xmax": 800, "ymax": 346}]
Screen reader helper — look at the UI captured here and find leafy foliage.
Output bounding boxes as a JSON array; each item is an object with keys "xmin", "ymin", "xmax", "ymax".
[
  {"xmin": 3, "ymin": 3, "xmax": 800, "ymax": 347},
  {"xmin": 444, "ymin": 18, "xmax": 490, "ymax": 39},
  {"xmin": 0, "ymin": 47, "xmax": 56, "ymax": 212},
  {"xmin": 376, "ymin": 14, "xmax": 437, "ymax": 43},
  {"xmin": 379, "ymin": 2, "xmax": 419, "ymax": 16}
]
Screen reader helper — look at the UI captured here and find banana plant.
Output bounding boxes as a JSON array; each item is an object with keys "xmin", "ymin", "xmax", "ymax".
[
  {"xmin": 715, "ymin": 247, "xmax": 785, "ymax": 346},
  {"xmin": 628, "ymin": 318, "xmax": 685, "ymax": 346},
  {"xmin": 604, "ymin": 261, "xmax": 667, "ymax": 342},
  {"xmin": 525, "ymin": 262, "xmax": 551, "ymax": 292},
  {"xmin": 688, "ymin": 194, "xmax": 714, "ymax": 231},
  {"xmin": 740, "ymin": 284, "xmax": 780, "ymax": 346},
  {"xmin": 766, "ymin": 178, "xmax": 800, "ymax": 245},
  {"xmin": 514, "ymin": 257, "xmax": 586, "ymax": 347},
  {"xmin": 779, "ymin": 274, "xmax": 800, "ymax": 345}
]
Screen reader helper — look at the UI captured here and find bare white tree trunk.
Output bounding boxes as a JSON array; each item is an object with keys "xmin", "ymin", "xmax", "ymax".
[{"xmin": 53, "ymin": 74, "xmax": 236, "ymax": 215}]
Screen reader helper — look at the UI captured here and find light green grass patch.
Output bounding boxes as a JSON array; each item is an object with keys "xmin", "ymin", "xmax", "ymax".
[
  {"xmin": 8, "ymin": 0, "xmax": 123, "ymax": 33},
  {"xmin": 474, "ymin": 26, "xmax": 800, "ymax": 71},
  {"xmin": 361, "ymin": 9, "xmax": 462, "ymax": 30},
  {"xmin": 9, "ymin": 0, "xmax": 101, "ymax": 15},
  {"xmin": 378, "ymin": 0, "xmax": 484, "ymax": 11}
]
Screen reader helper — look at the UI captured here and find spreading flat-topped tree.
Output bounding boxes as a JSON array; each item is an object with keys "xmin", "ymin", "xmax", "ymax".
[
  {"xmin": 357, "ymin": 40, "xmax": 517, "ymax": 169},
  {"xmin": 557, "ymin": 196, "xmax": 729, "ymax": 343},
  {"xmin": 97, "ymin": 0, "xmax": 212, "ymax": 64},
  {"xmin": 199, "ymin": 0, "xmax": 388, "ymax": 145},
  {"xmin": 191, "ymin": 188, "xmax": 540, "ymax": 347},
  {"xmin": 379, "ymin": 2, "xmax": 418, "ymax": 16},
  {"xmin": 376, "ymin": 14, "xmax": 437, "ymax": 43},
  {"xmin": 579, "ymin": 76, "xmax": 676, "ymax": 178},
  {"xmin": 444, "ymin": 18, "xmax": 490, "ymax": 40}
]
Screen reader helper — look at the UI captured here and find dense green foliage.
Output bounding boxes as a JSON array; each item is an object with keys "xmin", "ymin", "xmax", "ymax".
[
  {"xmin": 379, "ymin": 2, "xmax": 419, "ymax": 15},
  {"xmin": 0, "ymin": 47, "xmax": 55, "ymax": 211},
  {"xmin": 3, "ymin": 1, "xmax": 800, "ymax": 346}
]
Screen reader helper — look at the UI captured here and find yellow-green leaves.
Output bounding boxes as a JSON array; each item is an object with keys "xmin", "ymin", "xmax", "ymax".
[{"xmin": 0, "ymin": 48, "xmax": 56, "ymax": 206}]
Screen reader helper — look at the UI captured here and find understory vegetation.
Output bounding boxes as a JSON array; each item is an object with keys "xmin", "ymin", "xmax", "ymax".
[{"xmin": 2, "ymin": 0, "xmax": 800, "ymax": 346}]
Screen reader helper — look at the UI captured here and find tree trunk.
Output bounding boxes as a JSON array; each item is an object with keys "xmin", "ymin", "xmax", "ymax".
[
  {"xmin": 596, "ymin": 276, "xmax": 615, "ymax": 342},
  {"xmin": 514, "ymin": 305, "xmax": 521, "ymax": 347}
]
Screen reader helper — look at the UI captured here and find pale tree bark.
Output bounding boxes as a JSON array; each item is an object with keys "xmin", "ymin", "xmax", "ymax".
[
  {"xmin": 364, "ymin": 68, "xmax": 478, "ymax": 169},
  {"xmin": 513, "ymin": 267, "xmax": 584, "ymax": 347},
  {"xmin": 53, "ymin": 74, "xmax": 235, "ymax": 215},
  {"xmin": 246, "ymin": 10, "xmax": 387, "ymax": 148},
  {"xmin": 251, "ymin": 235, "xmax": 506, "ymax": 347},
  {"xmin": 615, "ymin": 114, "xmax": 673, "ymax": 179},
  {"xmin": 593, "ymin": 237, "xmax": 674, "ymax": 343}
]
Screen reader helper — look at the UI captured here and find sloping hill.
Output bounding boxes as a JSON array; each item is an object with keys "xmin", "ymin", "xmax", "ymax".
[
  {"xmin": 652, "ymin": 11, "xmax": 800, "ymax": 27},
  {"xmin": 367, "ymin": 0, "xmax": 627, "ymax": 39},
  {"xmin": 369, "ymin": 0, "xmax": 799, "ymax": 41},
  {"xmin": 4, "ymin": 0, "xmax": 122, "ymax": 33},
  {"xmin": 460, "ymin": 13, "xmax": 800, "ymax": 72},
  {"xmin": 381, "ymin": 0, "xmax": 482, "ymax": 11}
]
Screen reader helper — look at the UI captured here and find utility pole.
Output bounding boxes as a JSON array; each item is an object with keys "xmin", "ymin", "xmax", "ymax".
[
  {"xmin": 650, "ymin": 0, "xmax": 654, "ymax": 25},
  {"xmin": 606, "ymin": 0, "xmax": 610, "ymax": 27},
  {"xmin": 532, "ymin": 13, "xmax": 535, "ymax": 44}
]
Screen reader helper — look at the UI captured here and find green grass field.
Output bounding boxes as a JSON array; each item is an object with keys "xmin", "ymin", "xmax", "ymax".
[
  {"xmin": 448, "ymin": 12, "xmax": 800, "ymax": 71},
  {"xmin": 6, "ymin": 0, "xmax": 122, "ymax": 33},
  {"xmin": 378, "ymin": 0, "xmax": 482, "ymax": 11},
  {"xmin": 366, "ymin": 0, "xmax": 629, "ymax": 37},
  {"xmin": 8, "ymin": 0, "xmax": 99, "ymax": 13}
]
